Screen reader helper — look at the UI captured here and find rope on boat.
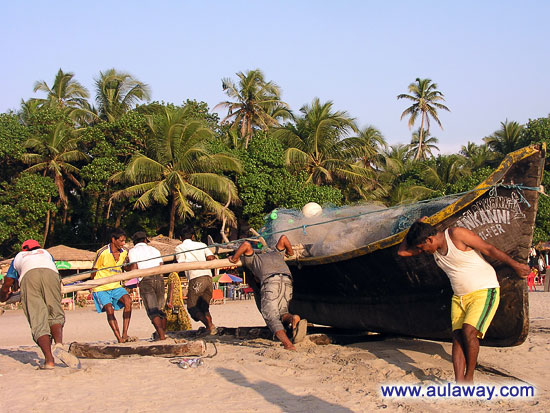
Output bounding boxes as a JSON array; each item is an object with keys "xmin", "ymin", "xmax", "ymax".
[{"xmin": 61, "ymin": 183, "xmax": 543, "ymax": 283}]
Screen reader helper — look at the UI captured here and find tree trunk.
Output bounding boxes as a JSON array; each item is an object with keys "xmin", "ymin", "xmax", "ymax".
[
  {"xmin": 416, "ymin": 111, "xmax": 426, "ymax": 161},
  {"xmin": 115, "ymin": 205, "xmax": 126, "ymax": 228},
  {"xmin": 169, "ymin": 196, "xmax": 177, "ymax": 238},
  {"xmin": 43, "ymin": 197, "xmax": 52, "ymax": 246}
]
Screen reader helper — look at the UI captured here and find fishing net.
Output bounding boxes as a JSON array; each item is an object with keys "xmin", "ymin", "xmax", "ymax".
[{"xmin": 259, "ymin": 197, "xmax": 459, "ymax": 257}]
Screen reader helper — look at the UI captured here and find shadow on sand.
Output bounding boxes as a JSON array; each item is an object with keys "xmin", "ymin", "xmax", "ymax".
[
  {"xmin": 216, "ymin": 367, "xmax": 354, "ymax": 413},
  {"xmin": 350, "ymin": 337, "xmax": 452, "ymax": 383},
  {"xmin": 0, "ymin": 347, "xmax": 41, "ymax": 368}
]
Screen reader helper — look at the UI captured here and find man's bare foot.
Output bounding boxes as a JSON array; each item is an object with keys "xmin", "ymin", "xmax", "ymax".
[{"xmin": 119, "ymin": 335, "xmax": 138, "ymax": 343}]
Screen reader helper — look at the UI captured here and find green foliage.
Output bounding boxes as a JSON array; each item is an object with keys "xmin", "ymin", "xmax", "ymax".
[
  {"xmin": 237, "ymin": 135, "xmax": 342, "ymax": 228},
  {"xmin": 533, "ymin": 171, "xmax": 550, "ymax": 243},
  {"xmin": 447, "ymin": 167, "xmax": 494, "ymax": 195},
  {"xmin": 0, "ymin": 174, "xmax": 57, "ymax": 256},
  {"xmin": 0, "ymin": 113, "xmax": 27, "ymax": 180},
  {"xmin": 81, "ymin": 111, "xmax": 148, "ymax": 161},
  {"xmin": 523, "ymin": 116, "xmax": 550, "ymax": 165},
  {"xmin": 25, "ymin": 106, "xmax": 73, "ymax": 135},
  {"xmin": 80, "ymin": 156, "xmax": 125, "ymax": 192}
]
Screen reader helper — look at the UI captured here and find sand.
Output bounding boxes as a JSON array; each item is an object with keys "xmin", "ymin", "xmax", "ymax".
[{"xmin": 1, "ymin": 293, "xmax": 549, "ymax": 412}]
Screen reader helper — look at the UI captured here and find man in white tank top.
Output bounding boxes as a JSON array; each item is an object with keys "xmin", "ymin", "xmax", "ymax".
[{"xmin": 398, "ymin": 220, "xmax": 529, "ymax": 383}]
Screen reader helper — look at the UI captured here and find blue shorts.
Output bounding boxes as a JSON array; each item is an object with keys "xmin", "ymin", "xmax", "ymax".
[{"xmin": 92, "ymin": 288, "xmax": 129, "ymax": 313}]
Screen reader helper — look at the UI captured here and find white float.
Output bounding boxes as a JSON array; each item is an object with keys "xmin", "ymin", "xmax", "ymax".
[{"xmin": 302, "ymin": 202, "xmax": 322, "ymax": 218}]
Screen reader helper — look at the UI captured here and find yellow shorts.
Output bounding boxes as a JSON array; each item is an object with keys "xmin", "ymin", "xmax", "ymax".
[{"xmin": 451, "ymin": 288, "xmax": 500, "ymax": 339}]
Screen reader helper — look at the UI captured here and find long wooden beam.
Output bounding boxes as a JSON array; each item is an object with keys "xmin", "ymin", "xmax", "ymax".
[
  {"xmin": 61, "ymin": 258, "xmax": 242, "ymax": 294},
  {"xmin": 61, "ymin": 246, "xmax": 238, "ymax": 285}
]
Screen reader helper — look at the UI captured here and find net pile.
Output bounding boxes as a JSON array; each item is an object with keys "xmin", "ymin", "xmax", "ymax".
[{"xmin": 259, "ymin": 197, "xmax": 459, "ymax": 257}]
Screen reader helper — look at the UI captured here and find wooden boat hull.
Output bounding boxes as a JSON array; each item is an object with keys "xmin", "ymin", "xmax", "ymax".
[{"xmin": 289, "ymin": 145, "xmax": 546, "ymax": 346}]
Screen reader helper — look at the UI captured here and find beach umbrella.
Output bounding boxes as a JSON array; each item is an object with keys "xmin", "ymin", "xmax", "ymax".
[
  {"xmin": 56, "ymin": 261, "xmax": 71, "ymax": 270},
  {"xmin": 212, "ymin": 273, "xmax": 243, "ymax": 283}
]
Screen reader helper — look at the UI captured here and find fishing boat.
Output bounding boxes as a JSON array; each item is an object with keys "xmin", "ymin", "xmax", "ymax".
[
  {"xmin": 286, "ymin": 144, "xmax": 546, "ymax": 346},
  {"xmin": 57, "ymin": 145, "xmax": 545, "ymax": 347}
]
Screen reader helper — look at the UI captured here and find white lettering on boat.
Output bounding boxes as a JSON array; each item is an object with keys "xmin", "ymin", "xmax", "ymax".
[{"xmin": 455, "ymin": 191, "xmax": 525, "ymax": 240}]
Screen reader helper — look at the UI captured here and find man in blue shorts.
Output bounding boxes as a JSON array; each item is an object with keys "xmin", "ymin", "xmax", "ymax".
[{"xmin": 91, "ymin": 228, "xmax": 133, "ymax": 343}]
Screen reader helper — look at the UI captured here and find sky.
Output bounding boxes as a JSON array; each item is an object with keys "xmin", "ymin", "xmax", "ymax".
[{"xmin": 2, "ymin": 1, "xmax": 549, "ymax": 154}]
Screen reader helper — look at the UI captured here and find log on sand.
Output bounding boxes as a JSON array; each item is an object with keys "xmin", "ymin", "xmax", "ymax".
[{"xmin": 69, "ymin": 339, "xmax": 206, "ymax": 359}]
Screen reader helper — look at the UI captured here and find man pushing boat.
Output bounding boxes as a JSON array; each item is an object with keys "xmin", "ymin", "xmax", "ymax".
[
  {"xmin": 229, "ymin": 235, "xmax": 307, "ymax": 351},
  {"xmin": 398, "ymin": 219, "xmax": 529, "ymax": 383}
]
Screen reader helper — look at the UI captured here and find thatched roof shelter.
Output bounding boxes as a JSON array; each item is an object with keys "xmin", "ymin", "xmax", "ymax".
[
  {"xmin": 47, "ymin": 245, "xmax": 97, "ymax": 270},
  {"xmin": 128, "ymin": 235, "xmax": 181, "ymax": 262}
]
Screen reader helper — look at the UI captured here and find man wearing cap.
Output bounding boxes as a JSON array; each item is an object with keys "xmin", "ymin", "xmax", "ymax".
[
  {"xmin": 0, "ymin": 240, "xmax": 80, "ymax": 369},
  {"xmin": 91, "ymin": 228, "xmax": 133, "ymax": 343},
  {"xmin": 174, "ymin": 232, "xmax": 218, "ymax": 335},
  {"xmin": 128, "ymin": 231, "xmax": 167, "ymax": 340}
]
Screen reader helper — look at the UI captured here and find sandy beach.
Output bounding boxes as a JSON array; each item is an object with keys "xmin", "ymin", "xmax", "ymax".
[{"xmin": 1, "ymin": 292, "xmax": 548, "ymax": 412}]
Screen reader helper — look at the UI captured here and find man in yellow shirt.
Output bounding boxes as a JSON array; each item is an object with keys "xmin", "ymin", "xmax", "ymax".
[{"xmin": 91, "ymin": 228, "xmax": 133, "ymax": 343}]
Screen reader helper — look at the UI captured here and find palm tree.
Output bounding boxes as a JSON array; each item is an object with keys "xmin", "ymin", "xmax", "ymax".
[
  {"xmin": 216, "ymin": 69, "xmax": 289, "ymax": 148},
  {"xmin": 22, "ymin": 122, "xmax": 88, "ymax": 241},
  {"xmin": 111, "ymin": 106, "xmax": 242, "ymax": 238},
  {"xmin": 460, "ymin": 141, "xmax": 497, "ymax": 169},
  {"xmin": 363, "ymin": 144, "xmax": 434, "ymax": 205},
  {"xmin": 422, "ymin": 154, "xmax": 467, "ymax": 190},
  {"xmin": 483, "ymin": 120, "xmax": 525, "ymax": 160},
  {"xmin": 341, "ymin": 125, "xmax": 387, "ymax": 169},
  {"xmin": 95, "ymin": 68, "xmax": 151, "ymax": 122},
  {"xmin": 33, "ymin": 69, "xmax": 90, "ymax": 109},
  {"xmin": 32, "ymin": 69, "xmax": 94, "ymax": 123},
  {"xmin": 272, "ymin": 98, "xmax": 363, "ymax": 187},
  {"xmin": 407, "ymin": 128, "xmax": 439, "ymax": 161},
  {"xmin": 397, "ymin": 78, "xmax": 450, "ymax": 161}
]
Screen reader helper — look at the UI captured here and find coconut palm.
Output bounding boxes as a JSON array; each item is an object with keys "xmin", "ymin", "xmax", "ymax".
[
  {"xmin": 483, "ymin": 120, "xmax": 525, "ymax": 160},
  {"xmin": 460, "ymin": 141, "xmax": 498, "ymax": 169},
  {"xmin": 363, "ymin": 144, "xmax": 434, "ymax": 205},
  {"xmin": 33, "ymin": 69, "xmax": 90, "ymax": 109},
  {"xmin": 422, "ymin": 154, "xmax": 467, "ymax": 190},
  {"xmin": 397, "ymin": 78, "xmax": 450, "ymax": 161},
  {"xmin": 95, "ymin": 68, "xmax": 151, "ymax": 122},
  {"xmin": 216, "ymin": 69, "xmax": 289, "ymax": 148},
  {"xmin": 22, "ymin": 122, "xmax": 88, "ymax": 241},
  {"xmin": 111, "ymin": 106, "xmax": 242, "ymax": 238},
  {"xmin": 407, "ymin": 128, "xmax": 439, "ymax": 161},
  {"xmin": 32, "ymin": 69, "xmax": 94, "ymax": 123},
  {"xmin": 341, "ymin": 125, "xmax": 387, "ymax": 169},
  {"xmin": 272, "ymin": 98, "xmax": 363, "ymax": 187}
]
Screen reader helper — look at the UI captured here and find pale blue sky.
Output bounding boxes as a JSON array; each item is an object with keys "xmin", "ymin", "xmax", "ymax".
[{"xmin": 2, "ymin": 1, "xmax": 549, "ymax": 153}]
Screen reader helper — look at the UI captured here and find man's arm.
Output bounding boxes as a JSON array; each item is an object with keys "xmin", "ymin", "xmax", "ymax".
[
  {"xmin": 276, "ymin": 235, "xmax": 294, "ymax": 256},
  {"xmin": 0, "ymin": 277, "xmax": 15, "ymax": 302},
  {"xmin": 452, "ymin": 227, "xmax": 530, "ymax": 278},
  {"xmin": 228, "ymin": 241, "xmax": 253, "ymax": 264},
  {"xmin": 204, "ymin": 245, "xmax": 216, "ymax": 261},
  {"xmin": 397, "ymin": 236, "xmax": 422, "ymax": 257}
]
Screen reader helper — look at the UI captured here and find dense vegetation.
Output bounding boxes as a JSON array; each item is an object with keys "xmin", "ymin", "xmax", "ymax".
[{"xmin": 1, "ymin": 68, "xmax": 549, "ymax": 257}]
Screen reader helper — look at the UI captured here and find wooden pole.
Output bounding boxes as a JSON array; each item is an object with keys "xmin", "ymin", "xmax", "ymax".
[{"xmin": 61, "ymin": 258, "xmax": 243, "ymax": 294}]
